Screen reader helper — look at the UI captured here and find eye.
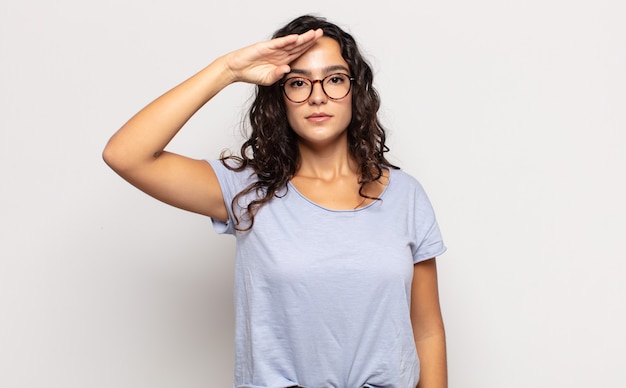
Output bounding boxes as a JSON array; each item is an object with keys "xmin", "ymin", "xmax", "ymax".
[
  {"xmin": 286, "ymin": 77, "xmax": 310, "ymax": 89},
  {"xmin": 327, "ymin": 74, "xmax": 349, "ymax": 84}
]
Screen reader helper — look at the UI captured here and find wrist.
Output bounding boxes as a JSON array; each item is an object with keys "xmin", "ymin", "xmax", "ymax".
[{"xmin": 215, "ymin": 53, "xmax": 243, "ymax": 84}]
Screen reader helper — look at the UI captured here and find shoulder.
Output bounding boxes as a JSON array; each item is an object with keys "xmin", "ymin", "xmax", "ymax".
[
  {"xmin": 388, "ymin": 168, "xmax": 427, "ymax": 195},
  {"xmin": 385, "ymin": 168, "xmax": 439, "ymax": 217},
  {"xmin": 207, "ymin": 158, "xmax": 254, "ymax": 177},
  {"xmin": 206, "ymin": 159, "xmax": 257, "ymax": 194}
]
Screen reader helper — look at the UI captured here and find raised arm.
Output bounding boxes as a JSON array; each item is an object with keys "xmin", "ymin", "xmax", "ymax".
[{"xmin": 102, "ymin": 29, "xmax": 323, "ymax": 220}]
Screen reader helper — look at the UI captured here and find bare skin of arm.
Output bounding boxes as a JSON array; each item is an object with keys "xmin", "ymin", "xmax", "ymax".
[
  {"xmin": 412, "ymin": 258, "xmax": 448, "ymax": 388},
  {"xmin": 102, "ymin": 29, "xmax": 324, "ymax": 220}
]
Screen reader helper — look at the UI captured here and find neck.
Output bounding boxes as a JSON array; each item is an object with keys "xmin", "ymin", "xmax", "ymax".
[{"xmin": 295, "ymin": 137, "xmax": 357, "ymax": 181}]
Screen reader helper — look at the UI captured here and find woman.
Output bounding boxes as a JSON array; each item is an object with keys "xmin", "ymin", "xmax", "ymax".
[{"xmin": 103, "ymin": 15, "xmax": 447, "ymax": 388}]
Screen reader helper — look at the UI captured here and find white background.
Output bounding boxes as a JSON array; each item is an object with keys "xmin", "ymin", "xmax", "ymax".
[{"xmin": 1, "ymin": 0, "xmax": 624, "ymax": 387}]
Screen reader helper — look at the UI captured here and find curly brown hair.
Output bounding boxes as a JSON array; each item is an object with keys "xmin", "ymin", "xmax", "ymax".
[{"xmin": 221, "ymin": 15, "xmax": 398, "ymax": 231}]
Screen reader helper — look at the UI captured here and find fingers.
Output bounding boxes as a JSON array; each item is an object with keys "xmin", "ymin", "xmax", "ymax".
[
  {"xmin": 291, "ymin": 28, "xmax": 324, "ymax": 47},
  {"xmin": 272, "ymin": 28, "xmax": 324, "ymax": 52},
  {"xmin": 271, "ymin": 64, "xmax": 292, "ymax": 80},
  {"xmin": 273, "ymin": 29, "xmax": 324, "ymax": 68}
]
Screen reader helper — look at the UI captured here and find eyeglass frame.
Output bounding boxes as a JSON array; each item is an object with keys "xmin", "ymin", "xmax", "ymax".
[{"xmin": 279, "ymin": 73, "xmax": 356, "ymax": 103}]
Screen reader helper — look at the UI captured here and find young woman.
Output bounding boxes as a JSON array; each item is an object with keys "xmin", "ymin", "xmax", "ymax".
[{"xmin": 103, "ymin": 15, "xmax": 447, "ymax": 388}]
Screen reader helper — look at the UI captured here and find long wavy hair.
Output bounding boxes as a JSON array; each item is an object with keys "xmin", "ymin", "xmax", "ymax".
[{"xmin": 221, "ymin": 15, "xmax": 398, "ymax": 231}]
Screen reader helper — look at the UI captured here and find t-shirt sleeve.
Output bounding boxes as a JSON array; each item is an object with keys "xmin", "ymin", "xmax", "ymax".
[
  {"xmin": 205, "ymin": 159, "xmax": 254, "ymax": 235},
  {"xmin": 411, "ymin": 180, "xmax": 447, "ymax": 264}
]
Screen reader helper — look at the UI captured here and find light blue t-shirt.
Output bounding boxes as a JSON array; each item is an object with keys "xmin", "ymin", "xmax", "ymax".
[{"xmin": 207, "ymin": 160, "xmax": 446, "ymax": 388}]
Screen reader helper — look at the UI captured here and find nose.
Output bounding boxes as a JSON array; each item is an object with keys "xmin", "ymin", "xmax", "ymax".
[{"xmin": 308, "ymin": 79, "xmax": 328, "ymax": 105}]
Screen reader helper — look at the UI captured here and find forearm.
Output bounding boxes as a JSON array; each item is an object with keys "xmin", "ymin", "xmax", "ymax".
[
  {"xmin": 415, "ymin": 331, "xmax": 447, "ymax": 388},
  {"xmin": 103, "ymin": 30, "xmax": 322, "ymax": 174},
  {"xmin": 102, "ymin": 56, "xmax": 235, "ymax": 172}
]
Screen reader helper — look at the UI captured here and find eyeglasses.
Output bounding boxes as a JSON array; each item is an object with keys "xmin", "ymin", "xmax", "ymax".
[{"xmin": 280, "ymin": 73, "xmax": 355, "ymax": 103}]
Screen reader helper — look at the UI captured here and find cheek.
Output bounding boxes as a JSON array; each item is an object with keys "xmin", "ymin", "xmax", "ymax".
[
  {"xmin": 341, "ymin": 99, "xmax": 353, "ymax": 124},
  {"xmin": 342, "ymin": 106, "xmax": 352, "ymax": 126},
  {"xmin": 285, "ymin": 104, "xmax": 299, "ymax": 129}
]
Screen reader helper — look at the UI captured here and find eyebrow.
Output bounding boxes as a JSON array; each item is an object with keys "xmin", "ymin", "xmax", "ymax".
[{"xmin": 287, "ymin": 65, "xmax": 351, "ymax": 77}]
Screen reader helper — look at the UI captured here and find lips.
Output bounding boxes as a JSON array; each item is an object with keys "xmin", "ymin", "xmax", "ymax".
[{"xmin": 306, "ymin": 113, "xmax": 332, "ymax": 122}]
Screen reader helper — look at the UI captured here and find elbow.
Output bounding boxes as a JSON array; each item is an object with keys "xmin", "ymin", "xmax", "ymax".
[
  {"xmin": 102, "ymin": 138, "xmax": 158, "ymax": 177},
  {"xmin": 102, "ymin": 141, "xmax": 118, "ymax": 170},
  {"xmin": 101, "ymin": 143, "xmax": 114, "ymax": 167},
  {"xmin": 102, "ymin": 139, "xmax": 130, "ymax": 174}
]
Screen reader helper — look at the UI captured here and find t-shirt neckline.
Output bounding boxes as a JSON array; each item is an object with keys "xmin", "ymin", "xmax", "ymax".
[{"xmin": 286, "ymin": 168, "xmax": 393, "ymax": 213}]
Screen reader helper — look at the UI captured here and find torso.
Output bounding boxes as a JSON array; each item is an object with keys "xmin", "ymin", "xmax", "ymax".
[{"xmin": 207, "ymin": 159, "xmax": 446, "ymax": 387}]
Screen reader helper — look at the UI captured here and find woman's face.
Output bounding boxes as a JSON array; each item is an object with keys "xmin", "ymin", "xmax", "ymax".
[{"xmin": 283, "ymin": 37, "xmax": 353, "ymax": 149}]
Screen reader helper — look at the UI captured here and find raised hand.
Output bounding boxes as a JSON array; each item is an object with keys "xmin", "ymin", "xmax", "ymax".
[{"xmin": 223, "ymin": 28, "xmax": 324, "ymax": 86}]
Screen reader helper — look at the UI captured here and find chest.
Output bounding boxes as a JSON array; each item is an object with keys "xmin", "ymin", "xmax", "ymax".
[{"xmin": 235, "ymin": 189, "xmax": 416, "ymax": 290}]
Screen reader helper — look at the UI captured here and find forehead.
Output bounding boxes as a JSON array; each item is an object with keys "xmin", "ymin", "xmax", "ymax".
[{"xmin": 288, "ymin": 37, "xmax": 349, "ymax": 75}]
